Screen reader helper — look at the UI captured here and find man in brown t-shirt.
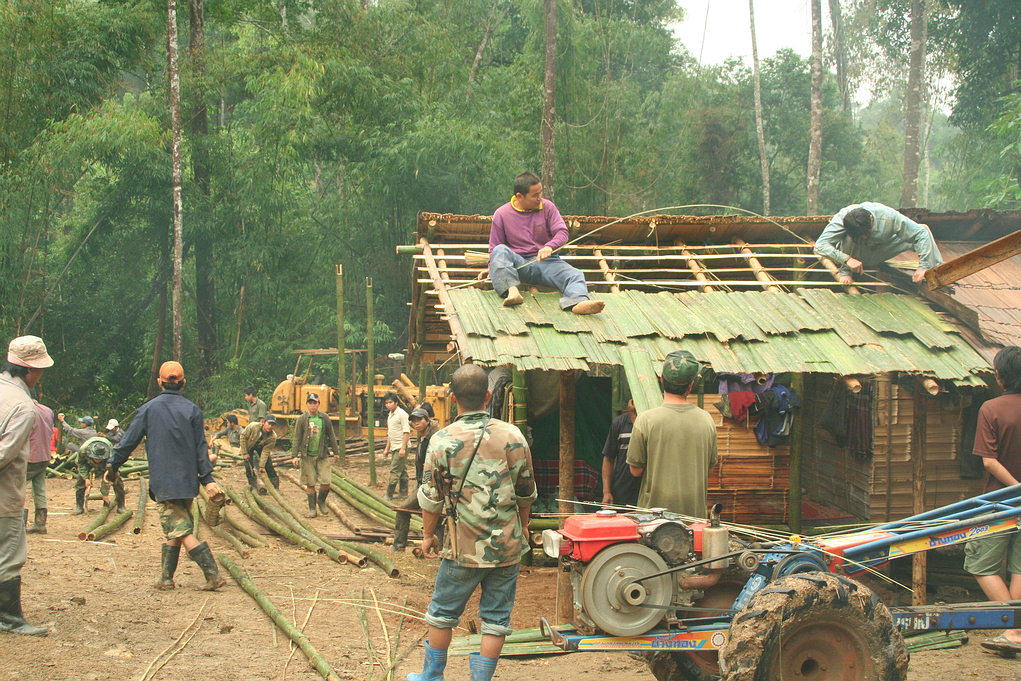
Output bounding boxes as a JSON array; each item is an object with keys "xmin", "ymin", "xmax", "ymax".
[{"xmin": 965, "ymin": 346, "xmax": 1021, "ymax": 652}]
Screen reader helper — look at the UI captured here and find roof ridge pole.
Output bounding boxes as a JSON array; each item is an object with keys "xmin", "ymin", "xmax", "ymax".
[
  {"xmin": 420, "ymin": 239, "xmax": 473, "ymax": 361},
  {"xmin": 593, "ymin": 248, "xmax": 620, "ymax": 293},
  {"xmin": 733, "ymin": 238, "xmax": 781, "ymax": 292},
  {"xmin": 676, "ymin": 240, "xmax": 715, "ymax": 293},
  {"xmin": 808, "ymin": 239, "xmax": 861, "ymax": 295}
]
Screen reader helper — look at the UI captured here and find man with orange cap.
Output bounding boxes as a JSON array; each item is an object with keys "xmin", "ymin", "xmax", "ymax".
[
  {"xmin": 0, "ymin": 335, "xmax": 53, "ymax": 636},
  {"xmin": 107, "ymin": 361, "xmax": 226, "ymax": 591}
]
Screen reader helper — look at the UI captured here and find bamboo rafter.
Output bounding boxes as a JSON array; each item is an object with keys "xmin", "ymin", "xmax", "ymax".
[
  {"xmin": 734, "ymin": 238, "xmax": 781, "ymax": 292},
  {"xmin": 420, "ymin": 239, "xmax": 473, "ymax": 360},
  {"xmin": 676, "ymin": 240, "xmax": 715, "ymax": 292},
  {"xmin": 593, "ymin": 248, "xmax": 620, "ymax": 293}
]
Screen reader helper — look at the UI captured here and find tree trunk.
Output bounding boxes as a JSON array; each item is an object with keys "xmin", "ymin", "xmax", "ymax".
[
  {"xmin": 749, "ymin": 0, "xmax": 771, "ymax": 215},
  {"xmin": 828, "ymin": 0, "xmax": 850, "ymax": 113},
  {"xmin": 148, "ymin": 282, "xmax": 167, "ymax": 399},
  {"xmin": 541, "ymin": 0, "xmax": 556, "ymax": 197},
  {"xmin": 900, "ymin": 0, "xmax": 928, "ymax": 208},
  {"xmin": 806, "ymin": 0, "xmax": 823, "ymax": 214},
  {"xmin": 466, "ymin": 0, "xmax": 501, "ymax": 103},
  {"xmin": 190, "ymin": 0, "xmax": 217, "ymax": 378},
  {"xmin": 167, "ymin": 0, "xmax": 184, "ymax": 360}
]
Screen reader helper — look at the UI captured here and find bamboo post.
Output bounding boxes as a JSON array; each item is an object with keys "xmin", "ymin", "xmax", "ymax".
[
  {"xmin": 132, "ymin": 478, "xmax": 148, "ymax": 534},
  {"xmin": 218, "ymin": 554, "xmax": 344, "ymax": 681},
  {"xmin": 366, "ymin": 276, "xmax": 377, "ymax": 486},
  {"xmin": 788, "ymin": 373, "xmax": 805, "ymax": 533},
  {"xmin": 557, "ymin": 371, "xmax": 575, "ymax": 625},
  {"xmin": 335, "ymin": 264, "xmax": 347, "ymax": 465},
  {"xmin": 912, "ymin": 377, "xmax": 928, "ymax": 606},
  {"xmin": 676, "ymin": 241, "xmax": 715, "ymax": 292},
  {"xmin": 734, "ymin": 238, "xmax": 780, "ymax": 292},
  {"xmin": 511, "ymin": 367, "xmax": 528, "ymax": 431}
]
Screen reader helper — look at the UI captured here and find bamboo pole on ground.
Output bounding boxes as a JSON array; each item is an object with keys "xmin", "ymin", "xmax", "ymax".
[
  {"xmin": 90, "ymin": 510, "xmax": 133, "ymax": 541},
  {"xmin": 284, "ymin": 473, "xmax": 361, "ymax": 533},
  {"xmin": 78, "ymin": 504, "xmax": 113, "ymax": 540},
  {"xmin": 196, "ymin": 497, "xmax": 249, "ymax": 558},
  {"xmin": 132, "ymin": 479, "xmax": 148, "ymax": 534},
  {"xmin": 242, "ymin": 489, "xmax": 331, "ymax": 556},
  {"xmin": 336, "ymin": 264, "xmax": 347, "ymax": 465},
  {"xmin": 260, "ymin": 473, "xmax": 364, "ymax": 565},
  {"xmin": 218, "ymin": 554, "xmax": 343, "ymax": 681}
]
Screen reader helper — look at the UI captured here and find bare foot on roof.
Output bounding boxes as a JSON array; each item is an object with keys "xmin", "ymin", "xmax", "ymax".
[{"xmin": 571, "ymin": 300, "xmax": 604, "ymax": 315}]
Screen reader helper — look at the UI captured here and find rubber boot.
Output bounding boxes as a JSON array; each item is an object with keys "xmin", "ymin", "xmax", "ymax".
[
  {"xmin": 305, "ymin": 493, "xmax": 318, "ymax": 518},
  {"xmin": 114, "ymin": 488, "xmax": 127, "ymax": 514},
  {"xmin": 188, "ymin": 541, "xmax": 226, "ymax": 591},
  {"xmin": 386, "ymin": 483, "xmax": 397, "ymax": 501},
  {"xmin": 393, "ymin": 510, "xmax": 410, "ymax": 552},
  {"xmin": 268, "ymin": 475, "xmax": 280, "ymax": 491},
  {"xmin": 155, "ymin": 543, "xmax": 181, "ymax": 590},
  {"xmin": 399, "ymin": 478, "xmax": 408, "ymax": 498},
  {"xmin": 27, "ymin": 509, "xmax": 47, "ymax": 535},
  {"xmin": 316, "ymin": 489, "xmax": 330, "ymax": 515},
  {"xmin": 72, "ymin": 488, "xmax": 85, "ymax": 515},
  {"xmin": 22, "ymin": 508, "xmax": 28, "ymax": 529},
  {"xmin": 468, "ymin": 653, "xmax": 499, "ymax": 681},
  {"xmin": 0, "ymin": 578, "xmax": 48, "ymax": 636},
  {"xmin": 407, "ymin": 641, "xmax": 447, "ymax": 681}
]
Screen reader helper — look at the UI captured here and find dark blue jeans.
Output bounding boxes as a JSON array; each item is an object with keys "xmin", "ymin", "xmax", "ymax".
[{"xmin": 489, "ymin": 244, "xmax": 590, "ymax": 310}]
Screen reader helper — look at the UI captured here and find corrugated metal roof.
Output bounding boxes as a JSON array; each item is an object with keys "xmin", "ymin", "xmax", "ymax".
[
  {"xmin": 939, "ymin": 242, "xmax": 1021, "ymax": 353},
  {"xmin": 447, "ymin": 288, "xmax": 989, "ymax": 412}
]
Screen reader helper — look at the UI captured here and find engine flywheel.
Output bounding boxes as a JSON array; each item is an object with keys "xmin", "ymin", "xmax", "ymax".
[{"xmin": 579, "ymin": 542, "xmax": 673, "ymax": 637}]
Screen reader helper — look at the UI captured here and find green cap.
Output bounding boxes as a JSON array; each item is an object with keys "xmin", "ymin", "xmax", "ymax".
[{"xmin": 662, "ymin": 350, "xmax": 701, "ymax": 386}]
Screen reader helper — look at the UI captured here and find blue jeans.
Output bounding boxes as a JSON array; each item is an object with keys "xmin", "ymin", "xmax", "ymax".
[
  {"xmin": 489, "ymin": 244, "xmax": 590, "ymax": 310},
  {"xmin": 424, "ymin": 559, "xmax": 520, "ymax": 636}
]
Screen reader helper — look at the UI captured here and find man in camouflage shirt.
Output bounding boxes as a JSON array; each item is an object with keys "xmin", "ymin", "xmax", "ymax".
[
  {"xmin": 409, "ymin": 365, "xmax": 536, "ymax": 681},
  {"xmin": 241, "ymin": 415, "xmax": 279, "ymax": 493}
]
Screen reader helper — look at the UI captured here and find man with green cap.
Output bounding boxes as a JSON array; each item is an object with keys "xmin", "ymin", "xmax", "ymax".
[{"xmin": 626, "ymin": 350, "xmax": 718, "ymax": 518}]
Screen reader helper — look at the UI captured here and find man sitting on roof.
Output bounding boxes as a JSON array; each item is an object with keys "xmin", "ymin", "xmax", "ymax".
[
  {"xmin": 488, "ymin": 172, "xmax": 604, "ymax": 315},
  {"xmin": 813, "ymin": 202, "xmax": 943, "ymax": 285}
]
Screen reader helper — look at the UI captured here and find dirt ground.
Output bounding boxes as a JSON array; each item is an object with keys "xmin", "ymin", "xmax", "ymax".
[{"xmin": 6, "ymin": 453, "xmax": 1020, "ymax": 681}]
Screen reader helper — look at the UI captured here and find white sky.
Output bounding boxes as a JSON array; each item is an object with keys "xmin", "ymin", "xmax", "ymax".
[{"xmin": 672, "ymin": 0, "xmax": 813, "ymax": 66}]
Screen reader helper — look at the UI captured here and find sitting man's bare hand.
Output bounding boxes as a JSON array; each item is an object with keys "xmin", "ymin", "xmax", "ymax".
[{"xmin": 536, "ymin": 246, "xmax": 553, "ymax": 262}]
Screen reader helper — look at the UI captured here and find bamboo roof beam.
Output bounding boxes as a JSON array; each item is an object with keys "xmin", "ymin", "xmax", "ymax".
[
  {"xmin": 420, "ymin": 239, "xmax": 473, "ymax": 361},
  {"xmin": 593, "ymin": 248, "xmax": 620, "ymax": 293},
  {"xmin": 676, "ymin": 240, "xmax": 715, "ymax": 292},
  {"xmin": 733, "ymin": 238, "xmax": 781, "ymax": 292},
  {"xmin": 415, "ymin": 278, "xmax": 892, "ymax": 288},
  {"xmin": 808, "ymin": 239, "xmax": 861, "ymax": 295}
]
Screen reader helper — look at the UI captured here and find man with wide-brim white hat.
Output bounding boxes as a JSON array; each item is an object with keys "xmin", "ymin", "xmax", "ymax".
[{"xmin": 0, "ymin": 335, "xmax": 53, "ymax": 636}]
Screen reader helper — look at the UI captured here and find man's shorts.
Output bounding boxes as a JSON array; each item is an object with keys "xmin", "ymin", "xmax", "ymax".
[
  {"xmin": 964, "ymin": 532, "xmax": 1021, "ymax": 576},
  {"xmin": 157, "ymin": 499, "xmax": 194, "ymax": 541},
  {"xmin": 424, "ymin": 558, "xmax": 520, "ymax": 637},
  {"xmin": 299, "ymin": 455, "xmax": 332, "ymax": 486}
]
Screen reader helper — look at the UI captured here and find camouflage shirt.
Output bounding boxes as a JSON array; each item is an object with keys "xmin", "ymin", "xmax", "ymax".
[{"xmin": 418, "ymin": 410, "xmax": 537, "ymax": 568}]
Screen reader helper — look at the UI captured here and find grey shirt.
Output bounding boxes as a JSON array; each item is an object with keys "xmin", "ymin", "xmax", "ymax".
[{"xmin": 0, "ymin": 373, "xmax": 36, "ymax": 517}]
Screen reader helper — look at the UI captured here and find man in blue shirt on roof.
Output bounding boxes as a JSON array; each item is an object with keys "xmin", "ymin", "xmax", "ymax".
[
  {"xmin": 814, "ymin": 202, "xmax": 943, "ymax": 285},
  {"xmin": 107, "ymin": 361, "xmax": 226, "ymax": 591}
]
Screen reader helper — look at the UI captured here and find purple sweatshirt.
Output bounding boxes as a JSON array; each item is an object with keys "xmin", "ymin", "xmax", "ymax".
[{"xmin": 489, "ymin": 198, "xmax": 569, "ymax": 257}]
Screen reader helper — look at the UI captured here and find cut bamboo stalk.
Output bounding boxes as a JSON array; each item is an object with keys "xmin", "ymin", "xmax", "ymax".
[
  {"xmin": 283, "ymin": 473, "xmax": 361, "ymax": 532},
  {"xmin": 809, "ymin": 239, "xmax": 862, "ymax": 294},
  {"xmin": 843, "ymin": 376, "xmax": 863, "ymax": 394},
  {"xmin": 734, "ymin": 238, "xmax": 780, "ymax": 291},
  {"xmin": 592, "ymin": 249, "xmax": 620, "ymax": 293},
  {"xmin": 677, "ymin": 240, "xmax": 714, "ymax": 292},
  {"xmin": 132, "ymin": 479, "xmax": 148, "ymax": 534},
  {"xmin": 90, "ymin": 509, "xmax": 133, "ymax": 541},
  {"xmin": 218, "ymin": 554, "xmax": 344, "ymax": 681},
  {"xmin": 196, "ymin": 497, "xmax": 249, "ymax": 558},
  {"xmin": 78, "ymin": 504, "xmax": 113, "ymax": 540}
]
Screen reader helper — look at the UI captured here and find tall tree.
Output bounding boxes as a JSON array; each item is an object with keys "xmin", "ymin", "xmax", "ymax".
[
  {"xmin": 900, "ymin": 0, "xmax": 927, "ymax": 207},
  {"xmin": 828, "ymin": 0, "xmax": 850, "ymax": 112},
  {"xmin": 167, "ymin": 0, "xmax": 183, "ymax": 360},
  {"xmin": 541, "ymin": 0, "xmax": 557, "ymax": 196},
  {"xmin": 189, "ymin": 0, "xmax": 218, "ymax": 377},
  {"xmin": 749, "ymin": 0, "xmax": 770, "ymax": 215},
  {"xmin": 807, "ymin": 0, "xmax": 823, "ymax": 213}
]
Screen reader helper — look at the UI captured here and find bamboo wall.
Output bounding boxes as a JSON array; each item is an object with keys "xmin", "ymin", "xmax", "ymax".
[
  {"xmin": 702, "ymin": 396, "xmax": 790, "ymax": 524},
  {"xmin": 801, "ymin": 375, "xmax": 984, "ymax": 522}
]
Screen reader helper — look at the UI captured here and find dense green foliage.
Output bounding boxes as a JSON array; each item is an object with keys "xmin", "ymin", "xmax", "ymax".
[{"xmin": 0, "ymin": 0, "xmax": 1017, "ymax": 416}]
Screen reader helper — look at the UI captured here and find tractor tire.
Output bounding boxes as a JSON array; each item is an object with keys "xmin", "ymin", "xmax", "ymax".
[
  {"xmin": 649, "ymin": 650, "xmax": 721, "ymax": 681},
  {"xmin": 719, "ymin": 571, "xmax": 907, "ymax": 681}
]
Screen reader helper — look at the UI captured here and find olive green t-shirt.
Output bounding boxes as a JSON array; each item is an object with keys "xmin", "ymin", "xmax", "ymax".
[
  {"xmin": 626, "ymin": 402, "xmax": 718, "ymax": 518},
  {"xmin": 306, "ymin": 413, "xmax": 323, "ymax": 457}
]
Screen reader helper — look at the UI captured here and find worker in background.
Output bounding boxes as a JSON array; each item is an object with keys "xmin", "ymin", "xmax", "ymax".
[
  {"xmin": 241, "ymin": 414, "xmax": 279, "ymax": 493},
  {"xmin": 627, "ymin": 351, "xmax": 717, "ymax": 517},
  {"xmin": 488, "ymin": 172, "xmax": 604, "ymax": 315},
  {"xmin": 107, "ymin": 361, "xmax": 225, "ymax": 591},
  {"xmin": 104, "ymin": 419, "xmax": 125, "ymax": 445},
  {"xmin": 244, "ymin": 386, "xmax": 268, "ymax": 422},
  {"xmin": 56, "ymin": 413, "xmax": 96, "ymax": 451},
  {"xmin": 291, "ymin": 393, "xmax": 338, "ymax": 518},
  {"xmin": 813, "ymin": 202, "xmax": 943, "ymax": 285},
  {"xmin": 965, "ymin": 346, "xmax": 1021, "ymax": 653},
  {"xmin": 24, "ymin": 401, "xmax": 54, "ymax": 534},
  {"xmin": 73, "ymin": 434, "xmax": 126, "ymax": 514},
  {"xmin": 384, "ymin": 392, "xmax": 410, "ymax": 501},
  {"xmin": 0, "ymin": 335, "xmax": 54, "ymax": 636},
  {"xmin": 601, "ymin": 398, "xmax": 641, "ymax": 508},
  {"xmin": 392, "ymin": 407, "xmax": 440, "ymax": 552},
  {"xmin": 212, "ymin": 414, "xmax": 243, "ymax": 452},
  {"xmin": 410, "ymin": 364, "xmax": 536, "ymax": 681}
]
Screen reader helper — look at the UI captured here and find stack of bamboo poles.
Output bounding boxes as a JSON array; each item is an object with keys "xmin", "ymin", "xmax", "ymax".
[
  {"xmin": 330, "ymin": 468, "xmax": 423, "ymax": 537},
  {"xmin": 903, "ymin": 630, "xmax": 967, "ymax": 652}
]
